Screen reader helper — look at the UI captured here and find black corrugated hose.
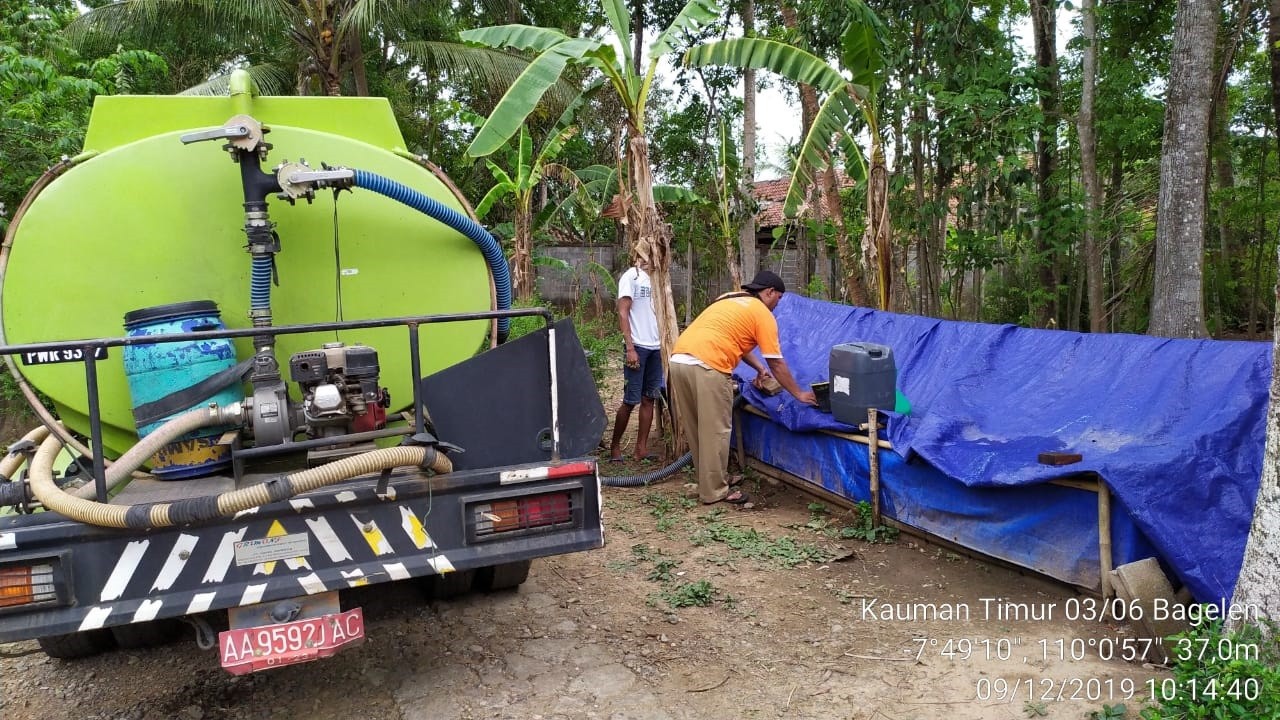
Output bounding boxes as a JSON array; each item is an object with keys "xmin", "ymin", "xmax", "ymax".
[
  {"xmin": 601, "ymin": 393, "xmax": 747, "ymax": 487},
  {"xmin": 600, "ymin": 451, "xmax": 693, "ymax": 487}
]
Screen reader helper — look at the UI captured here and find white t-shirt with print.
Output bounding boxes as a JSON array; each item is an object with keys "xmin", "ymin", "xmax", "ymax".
[{"xmin": 618, "ymin": 266, "xmax": 660, "ymax": 349}]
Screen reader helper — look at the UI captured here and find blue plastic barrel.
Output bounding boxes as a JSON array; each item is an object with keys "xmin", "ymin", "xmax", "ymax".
[{"xmin": 123, "ymin": 300, "xmax": 240, "ymax": 479}]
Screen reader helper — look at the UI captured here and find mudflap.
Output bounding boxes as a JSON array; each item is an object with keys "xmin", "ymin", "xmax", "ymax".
[{"xmin": 421, "ymin": 318, "xmax": 606, "ymax": 470}]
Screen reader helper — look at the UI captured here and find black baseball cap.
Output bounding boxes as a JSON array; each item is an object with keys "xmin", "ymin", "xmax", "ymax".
[{"xmin": 742, "ymin": 270, "xmax": 786, "ymax": 294}]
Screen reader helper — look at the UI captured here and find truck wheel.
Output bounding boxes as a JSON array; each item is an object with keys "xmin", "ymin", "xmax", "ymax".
[
  {"xmin": 38, "ymin": 629, "xmax": 116, "ymax": 659},
  {"xmin": 477, "ymin": 560, "xmax": 532, "ymax": 592},
  {"xmin": 431, "ymin": 569, "xmax": 476, "ymax": 600},
  {"xmin": 111, "ymin": 619, "xmax": 183, "ymax": 649}
]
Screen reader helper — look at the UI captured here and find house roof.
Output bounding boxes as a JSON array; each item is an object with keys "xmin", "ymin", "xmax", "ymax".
[{"xmin": 752, "ymin": 175, "xmax": 857, "ymax": 229}]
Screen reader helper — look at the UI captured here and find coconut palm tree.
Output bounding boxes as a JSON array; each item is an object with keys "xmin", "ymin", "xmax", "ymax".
[{"xmin": 65, "ymin": 0, "xmax": 535, "ymax": 97}]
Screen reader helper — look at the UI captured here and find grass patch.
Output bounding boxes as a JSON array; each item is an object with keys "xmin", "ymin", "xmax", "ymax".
[
  {"xmin": 792, "ymin": 501, "xmax": 899, "ymax": 544},
  {"xmin": 657, "ymin": 580, "xmax": 717, "ymax": 608},
  {"xmin": 691, "ymin": 518, "xmax": 832, "ymax": 568}
]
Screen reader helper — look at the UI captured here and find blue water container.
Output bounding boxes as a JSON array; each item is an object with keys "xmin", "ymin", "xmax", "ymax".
[{"xmin": 123, "ymin": 300, "xmax": 241, "ymax": 479}]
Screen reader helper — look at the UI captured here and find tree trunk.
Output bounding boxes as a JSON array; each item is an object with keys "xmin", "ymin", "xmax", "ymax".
[
  {"xmin": 1231, "ymin": 234, "xmax": 1280, "ymax": 624},
  {"xmin": 1231, "ymin": 1, "xmax": 1280, "ymax": 624},
  {"xmin": 626, "ymin": 132, "xmax": 679, "ymax": 392},
  {"xmin": 1078, "ymin": 0, "xmax": 1105, "ymax": 333},
  {"xmin": 1149, "ymin": 0, "xmax": 1219, "ymax": 338},
  {"xmin": 1029, "ymin": 0, "xmax": 1061, "ymax": 327},
  {"xmin": 631, "ymin": 1, "xmax": 645, "ymax": 75},
  {"xmin": 512, "ymin": 197, "xmax": 535, "ymax": 302},
  {"xmin": 348, "ymin": 33, "xmax": 369, "ymax": 97},
  {"xmin": 863, "ymin": 138, "xmax": 891, "ymax": 309},
  {"xmin": 738, "ymin": 0, "xmax": 759, "ymax": 285},
  {"xmin": 911, "ymin": 18, "xmax": 940, "ymax": 316}
]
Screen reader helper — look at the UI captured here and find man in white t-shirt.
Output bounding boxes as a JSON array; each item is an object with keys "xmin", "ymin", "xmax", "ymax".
[{"xmin": 609, "ymin": 259, "xmax": 664, "ymax": 462}]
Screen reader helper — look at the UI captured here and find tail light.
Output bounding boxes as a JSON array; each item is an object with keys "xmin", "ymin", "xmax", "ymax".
[
  {"xmin": 473, "ymin": 492, "xmax": 574, "ymax": 538},
  {"xmin": 0, "ymin": 563, "xmax": 56, "ymax": 608}
]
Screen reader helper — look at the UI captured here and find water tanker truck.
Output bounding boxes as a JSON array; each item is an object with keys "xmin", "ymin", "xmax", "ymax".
[{"xmin": 0, "ymin": 72, "xmax": 606, "ymax": 674}]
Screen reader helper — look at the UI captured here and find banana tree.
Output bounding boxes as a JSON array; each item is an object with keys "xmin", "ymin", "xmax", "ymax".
[
  {"xmin": 474, "ymin": 123, "xmax": 578, "ymax": 301},
  {"xmin": 685, "ymin": 0, "xmax": 893, "ymax": 308},
  {"xmin": 460, "ymin": 0, "xmax": 726, "ymax": 374}
]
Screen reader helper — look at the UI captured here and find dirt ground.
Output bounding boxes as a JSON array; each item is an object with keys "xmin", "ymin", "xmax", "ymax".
[
  {"xmin": 0, "ymin": 466, "xmax": 1169, "ymax": 720},
  {"xmin": 0, "ymin": 367, "xmax": 1170, "ymax": 720}
]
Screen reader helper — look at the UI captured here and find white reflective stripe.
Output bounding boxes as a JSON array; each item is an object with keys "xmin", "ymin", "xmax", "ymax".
[
  {"xmin": 297, "ymin": 573, "xmax": 327, "ymax": 595},
  {"xmin": 283, "ymin": 556, "xmax": 311, "ymax": 571},
  {"xmin": 289, "ymin": 498, "xmax": 314, "ymax": 512},
  {"xmin": 352, "ymin": 516, "xmax": 393, "ymax": 556},
  {"xmin": 151, "ymin": 534, "xmax": 198, "ymax": 592},
  {"xmin": 79, "ymin": 607, "xmax": 112, "ymax": 631},
  {"xmin": 239, "ymin": 583, "xmax": 267, "ymax": 606},
  {"xmin": 203, "ymin": 528, "xmax": 247, "ymax": 583},
  {"xmin": 233, "ymin": 507, "xmax": 259, "ymax": 519},
  {"xmin": 400, "ymin": 506, "xmax": 432, "ymax": 550},
  {"xmin": 383, "ymin": 562, "xmax": 411, "ymax": 581},
  {"xmin": 187, "ymin": 592, "xmax": 217, "ymax": 614},
  {"xmin": 0, "ymin": 533, "xmax": 15, "ymax": 550},
  {"xmin": 427, "ymin": 556, "xmax": 455, "ymax": 574},
  {"xmin": 548, "ymin": 324, "xmax": 560, "ymax": 455},
  {"xmin": 340, "ymin": 569, "xmax": 368, "ymax": 587},
  {"xmin": 101, "ymin": 540, "xmax": 149, "ymax": 602},
  {"xmin": 334, "ymin": 491, "xmax": 357, "ymax": 503},
  {"xmin": 500, "ymin": 466, "xmax": 549, "ymax": 484},
  {"xmin": 133, "ymin": 599, "xmax": 163, "ymax": 623},
  {"xmin": 305, "ymin": 516, "xmax": 352, "ymax": 563}
]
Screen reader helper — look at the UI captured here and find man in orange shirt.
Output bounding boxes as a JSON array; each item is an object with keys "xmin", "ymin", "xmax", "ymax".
[{"xmin": 669, "ymin": 270, "xmax": 817, "ymax": 505}]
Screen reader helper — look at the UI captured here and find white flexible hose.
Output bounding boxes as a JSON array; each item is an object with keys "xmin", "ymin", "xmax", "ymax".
[
  {"xmin": 0, "ymin": 425, "xmax": 51, "ymax": 480},
  {"xmin": 30, "ymin": 433, "xmax": 450, "ymax": 528},
  {"xmin": 71, "ymin": 406, "xmax": 235, "ymax": 499}
]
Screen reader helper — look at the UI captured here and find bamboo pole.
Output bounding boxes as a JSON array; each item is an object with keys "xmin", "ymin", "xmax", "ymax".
[
  {"xmin": 1098, "ymin": 478, "xmax": 1113, "ymax": 598},
  {"xmin": 867, "ymin": 408, "xmax": 881, "ymax": 528}
]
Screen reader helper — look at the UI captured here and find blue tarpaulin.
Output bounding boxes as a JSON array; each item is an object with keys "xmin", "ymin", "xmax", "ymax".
[{"xmin": 736, "ymin": 294, "xmax": 1271, "ymax": 603}]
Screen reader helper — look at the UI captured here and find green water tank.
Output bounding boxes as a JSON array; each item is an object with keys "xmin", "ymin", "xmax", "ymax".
[{"xmin": 2, "ymin": 83, "xmax": 494, "ymax": 456}]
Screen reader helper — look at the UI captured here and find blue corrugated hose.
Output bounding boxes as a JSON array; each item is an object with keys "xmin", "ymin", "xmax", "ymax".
[
  {"xmin": 250, "ymin": 255, "xmax": 272, "ymax": 311},
  {"xmin": 352, "ymin": 170, "xmax": 511, "ymax": 341}
]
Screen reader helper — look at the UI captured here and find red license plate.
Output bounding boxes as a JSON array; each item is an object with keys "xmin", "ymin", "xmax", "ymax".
[{"xmin": 219, "ymin": 607, "xmax": 365, "ymax": 675}]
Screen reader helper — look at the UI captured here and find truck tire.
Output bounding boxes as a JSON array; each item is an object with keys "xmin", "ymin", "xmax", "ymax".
[
  {"xmin": 430, "ymin": 569, "xmax": 476, "ymax": 600},
  {"xmin": 477, "ymin": 560, "xmax": 532, "ymax": 592},
  {"xmin": 37, "ymin": 629, "xmax": 116, "ymax": 659}
]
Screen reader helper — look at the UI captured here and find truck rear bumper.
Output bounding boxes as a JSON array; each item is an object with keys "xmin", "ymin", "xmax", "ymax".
[{"xmin": 0, "ymin": 458, "xmax": 602, "ymax": 642}]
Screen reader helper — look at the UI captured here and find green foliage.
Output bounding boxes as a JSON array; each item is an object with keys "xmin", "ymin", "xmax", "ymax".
[
  {"xmin": 691, "ymin": 518, "xmax": 832, "ymax": 567},
  {"xmin": 658, "ymin": 579, "xmax": 717, "ymax": 608},
  {"xmin": 0, "ymin": 2, "xmax": 165, "ymax": 234},
  {"xmin": 1140, "ymin": 620, "xmax": 1280, "ymax": 719},
  {"xmin": 1090, "ymin": 704, "xmax": 1128, "ymax": 719}
]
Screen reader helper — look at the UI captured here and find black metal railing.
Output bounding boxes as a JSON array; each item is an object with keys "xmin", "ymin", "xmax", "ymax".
[{"xmin": 0, "ymin": 307, "xmax": 556, "ymax": 504}]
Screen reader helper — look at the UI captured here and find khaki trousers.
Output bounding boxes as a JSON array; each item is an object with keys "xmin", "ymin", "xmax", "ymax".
[{"xmin": 669, "ymin": 362, "xmax": 734, "ymax": 503}]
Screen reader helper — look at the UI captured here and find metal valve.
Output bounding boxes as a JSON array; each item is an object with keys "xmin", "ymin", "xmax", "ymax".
[
  {"xmin": 179, "ymin": 114, "xmax": 266, "ymax": 153},
  {"xmin": 275, "ymin": 160, "xmax": 355, "ymax": 202}
]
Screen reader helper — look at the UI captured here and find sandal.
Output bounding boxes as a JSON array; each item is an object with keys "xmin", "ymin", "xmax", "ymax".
[
  {"xmin": 727, "ymin": 474, "xmax": 744, "ymax": 487},
  {"xmin": 638, "ymin": 453, "xmax": 659, "ymax": 462},
  {"xmin": 722, "ymin": 490, "xmax": 750, "ymax": 505},
  {"xmin": 607, "ymin": 456, "xmax": 625, "ymax": 464}
]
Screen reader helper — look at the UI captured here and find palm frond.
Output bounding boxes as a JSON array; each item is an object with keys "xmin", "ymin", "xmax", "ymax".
[
  {"xmin": 396, "ymin": 41, "xmax": 578, "ymax": 113},
  {"xmin": 178, "ymin": 63, "xmax": 293, "ymax": 96},
  {"xmin": 66, "ymin": 0, "xmax": 297, "ymax": 51}
]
